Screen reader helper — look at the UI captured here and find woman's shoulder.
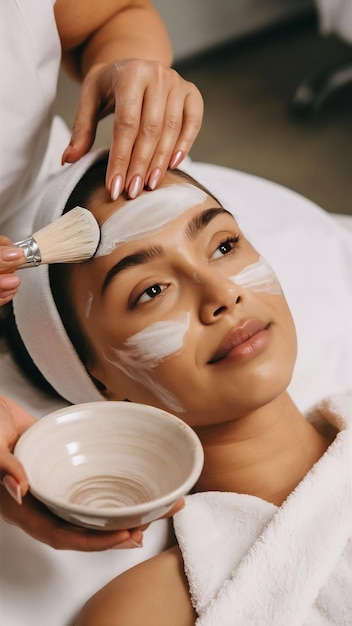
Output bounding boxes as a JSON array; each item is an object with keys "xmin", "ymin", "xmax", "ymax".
[{"xmin": 75, "ymin": 545, "xmax": 196, "ymax": 626}]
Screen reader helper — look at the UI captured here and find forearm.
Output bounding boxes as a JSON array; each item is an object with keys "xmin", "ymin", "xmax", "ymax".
[{"xmin": 55, "ymin": 0, "xmax": 173, "ymax": 80}]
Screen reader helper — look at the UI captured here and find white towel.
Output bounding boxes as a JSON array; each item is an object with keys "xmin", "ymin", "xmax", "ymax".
[{"xmin": 173, "ymin": 391, "xmax": 352, "ymax": 625}]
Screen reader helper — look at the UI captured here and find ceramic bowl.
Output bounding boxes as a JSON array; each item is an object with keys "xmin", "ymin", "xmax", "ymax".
[{"xmin": 14, "ymin": 401, "xmax": 204, "ymax": 530}]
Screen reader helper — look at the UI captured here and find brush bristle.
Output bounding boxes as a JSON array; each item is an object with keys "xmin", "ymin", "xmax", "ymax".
[{"xmin": 33, "ymin": 207, "xmax": 100, "ymax": 264}]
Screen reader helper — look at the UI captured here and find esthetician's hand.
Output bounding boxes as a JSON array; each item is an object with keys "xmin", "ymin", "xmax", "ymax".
[
  {"xmin": 0, "ymin": 236, "xmax": 25, "ymax": 306},
  {"xmin": 0, "ymin": 486, "xmax": 183, "ymax": 551},
  {"xmin": 0, "ymin": 396, "xmax": 184, "ymax": 550},
  {"xmin": 62, "ymin": 59, "xmax": 203, "ymax": 200}
]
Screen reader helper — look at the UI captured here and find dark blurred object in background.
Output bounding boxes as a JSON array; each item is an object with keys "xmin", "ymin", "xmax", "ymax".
[{"xmin": 292, "ymin": 0, "xmax": 352, "ymax": 116}]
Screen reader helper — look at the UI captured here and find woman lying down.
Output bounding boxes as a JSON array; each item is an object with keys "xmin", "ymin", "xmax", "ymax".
[{"xmin": 11, "ymin": 150, "xmax": 352, "ymax": 625}]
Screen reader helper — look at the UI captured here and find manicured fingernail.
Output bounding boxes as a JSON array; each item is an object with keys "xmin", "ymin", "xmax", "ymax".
[
  {"xmin": 111, "ymin": 175, "xmax": 123, "ymax": 201},
  {"xmin": 112, "ymin": 539, "xmax": 143, "ymax": 549},
  {"xmin": 61, "ymin": 147, "xmax": 69, "ymax": 164},
  {"xmin": 170, "ymin": 150, "xmax": 183, "ymax": 169},
  {"xmin": 61, "ymin": 145, "xmax": 73, "ymax": 165},
  {"xmin": 147, "ymin": 168, "xmax": 162, "ymax": 191},
  {"xmin": 1, "ymin": 247, "xmax": 24, "ymax": 261},
  {"xmin": 128, "ymin": 175, "xmax": 143, "ymax": 199},
  {"xmin": 3, "ymin": 475, "xmax": 22, "ymax": 505},
  {"xmin": 0, "ymin": 276, "xmax": 20, "ymax": 289}
]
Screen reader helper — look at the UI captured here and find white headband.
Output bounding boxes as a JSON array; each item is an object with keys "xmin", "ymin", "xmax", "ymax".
[{"xmin": 13, "ymin": 149, "xmax": 108, "ymax": 404}]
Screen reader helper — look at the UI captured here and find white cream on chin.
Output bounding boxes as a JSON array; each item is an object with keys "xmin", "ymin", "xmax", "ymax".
[
  {"xmin": 95, "ymin": 184, "xmax": 208, "ymax": 257},
  {"xmin": 104, "ymin": 314, "xmax": 190, "ymax": 413},
  {"xmin": 231, "ymin": 256, "xmax": 282, "ymax": 295}
]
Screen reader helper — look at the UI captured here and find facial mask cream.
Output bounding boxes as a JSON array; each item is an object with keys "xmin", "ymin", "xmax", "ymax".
[
  {"xmin": 96, "ymin": 184, "xmax": 208, "ymax": 257},
  {"xmin": 231, "ymin": 256, "xmax": 282, "ymax": 295},
  {"xmin": 104, "ymin": 314, "xmax": 190, "ymax": 412}
]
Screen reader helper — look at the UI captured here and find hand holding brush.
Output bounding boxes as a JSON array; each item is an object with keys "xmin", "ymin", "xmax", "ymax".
[
  {"xmin": 15, "ymin": 206, "xmax": 100, "ymax": 267},
  {"xmin": 0, "ymin": 207, "xmax": 100, "ymax": 305},
  {"xmin": 0, "ymin": 236, "xmax": 25, "ymax": 306}
]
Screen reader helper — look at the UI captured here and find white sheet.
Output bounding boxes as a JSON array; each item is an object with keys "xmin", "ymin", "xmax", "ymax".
[{"xmin": 1, "ymin": 161, "xmax": 352, "ymax": 626}]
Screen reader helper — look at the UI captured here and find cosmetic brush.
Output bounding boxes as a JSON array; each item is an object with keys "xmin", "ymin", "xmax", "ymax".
[{"xmin": 14, "ymin": 207, "xmax": 100, "ymax": 267}]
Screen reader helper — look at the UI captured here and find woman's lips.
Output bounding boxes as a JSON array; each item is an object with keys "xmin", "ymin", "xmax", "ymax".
[{"xmin": 208, "ymin": 319, "xmax": 271, "ymax": 364}]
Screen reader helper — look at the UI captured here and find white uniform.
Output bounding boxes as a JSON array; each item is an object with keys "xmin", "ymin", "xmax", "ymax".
[{"xmin": 0, "ymin": 0, "xmax": 69, "ymax": 239}]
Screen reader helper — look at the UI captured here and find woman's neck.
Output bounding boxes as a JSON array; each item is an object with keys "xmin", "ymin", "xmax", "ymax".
[{"xmin": 194, "ymin": 393, "xmax": 331, "ymax": 506}]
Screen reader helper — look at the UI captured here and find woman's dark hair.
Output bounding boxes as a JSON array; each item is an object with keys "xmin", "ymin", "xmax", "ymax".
[{"xmin": 2, "ymin": 158, "xmax": 221, "ymax": 396}]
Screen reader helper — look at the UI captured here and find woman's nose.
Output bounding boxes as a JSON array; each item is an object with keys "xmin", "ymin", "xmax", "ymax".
[{"xmin": 197, "ymin": 271, "xmax": 241, "ymax": 324}]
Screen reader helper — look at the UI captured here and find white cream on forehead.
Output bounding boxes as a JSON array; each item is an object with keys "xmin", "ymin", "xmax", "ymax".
[
  {"xmin": 231, "ymin": 256, "xmax": 282, "ymax": 295},
  {"xmin": 104, "ymin": 314, "xmax": 190, "ymax": 413},
  {"xmin": 95, "ymin": 183, "xmax": 208, "ymax": 257}
]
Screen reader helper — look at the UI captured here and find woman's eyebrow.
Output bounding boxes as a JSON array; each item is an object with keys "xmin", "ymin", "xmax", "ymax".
[
  {"xmin": 185, "ymin": 206, "xmax": 234, "ymax": 239},
  {"xmin": 101, "ymin": 206, "xmax": 234, "ymax": 294},
  {"xmin": 101, "ymin": 246, "xmax": 164, "ymax": 294}
]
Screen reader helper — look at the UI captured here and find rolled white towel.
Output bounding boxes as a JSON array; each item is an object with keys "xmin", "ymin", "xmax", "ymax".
[{"xmin": 173, "ymin": 391, "xmax": 352, "ymax": 625}]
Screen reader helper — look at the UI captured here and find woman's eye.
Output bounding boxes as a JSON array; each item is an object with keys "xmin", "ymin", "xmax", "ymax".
[
  {"xmin": 136, "ymin": 283, "xmax": 166, "ymax": 305},
  {"xmin": 212, "ymin": 236, "xmax": 240, "ymax": 260}
]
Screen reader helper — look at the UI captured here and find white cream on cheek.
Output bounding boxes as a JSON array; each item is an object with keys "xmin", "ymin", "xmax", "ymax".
[
  {"xmin": 103, "ymin": 259, "xmax": 280, "ymax": 410},
  {"xmin": 104, "ymin": 314, "xmax": 190, "ymax": 413},
  {"xmin": 230, "ymin": 256, "xmax": 282, "ymax": 295},
  {"xmin": 103, "ymin": 257, "xmax": 280, "ymax": 410},
  {"xmin": 98, "ymin": 185, "xmax": 279, "ymax": 410},
  {"xmin": 95, "ymin": 183, "xmax": 208, "ymax": 257},
  {"xmin": 98, "ymin": 183, "xmax": 208, "ymax": 410}
]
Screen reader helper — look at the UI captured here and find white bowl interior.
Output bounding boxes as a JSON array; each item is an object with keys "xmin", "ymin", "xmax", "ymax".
[{"xmin": 15, "ymin": 402, "xmax": 203, "ymax": 518}]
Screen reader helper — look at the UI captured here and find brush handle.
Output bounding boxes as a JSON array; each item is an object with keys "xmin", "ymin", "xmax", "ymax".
[{"xmin": 14, "ymin": 236, "xmax": 42, "ymax": 268}]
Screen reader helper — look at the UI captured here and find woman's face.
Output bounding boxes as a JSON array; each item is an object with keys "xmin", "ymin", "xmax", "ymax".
[{"xmin": 69, "ymin": 172, "xmax": 297, "ymax": 427}]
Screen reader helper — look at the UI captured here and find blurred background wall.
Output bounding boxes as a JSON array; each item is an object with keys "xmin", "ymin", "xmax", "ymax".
[
  {"xmin": 152, "ymin": 0, "xmax": 313, "ymax": 60},
  {"xmin": 55, "ymin": 1, "xmax": 352, "ymax": 215}
]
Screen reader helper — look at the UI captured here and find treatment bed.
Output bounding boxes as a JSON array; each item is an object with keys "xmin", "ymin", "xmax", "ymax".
[{"xmin": 1, "ymin": 159, "xmax": 351, "ymax": 626}]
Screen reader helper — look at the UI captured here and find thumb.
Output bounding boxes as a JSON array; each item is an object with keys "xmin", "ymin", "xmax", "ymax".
[
  {"xmin": 0, "ymin": 447, "xmax": 29, "ymax": 503},
  {"xmin": 62, "ymin": 87, "xmax": 98, "ymax": 164}
]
